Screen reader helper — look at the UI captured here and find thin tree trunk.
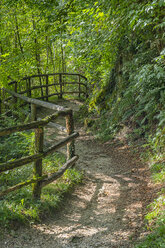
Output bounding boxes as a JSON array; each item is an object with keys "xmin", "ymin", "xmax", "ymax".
[
  {"xmin": 32, "ymin": 14, "xmax": 44, "ymax": 97},
  {"xmin": 49, "ymin": 43, "xmax": 59, "ymax": 94},
  {"xmin": 14, "ymin": 12, "xmax": 24, "ymax": 56},
  {"xmin": 60, "ymin": 17, "xmax": 66, "ymax": 73},
  {"xmin": 45, "ymin": 36, "xmax": 49, "ymax": 73},
  {"xmin": 61, "ymin": 42, "xmax": 65, "ymax": 73},
  {"xmin": 0, "ymin": 41, "xmax": 3, "ymax": 64}
]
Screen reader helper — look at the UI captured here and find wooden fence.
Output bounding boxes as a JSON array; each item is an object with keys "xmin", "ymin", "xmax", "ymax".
[
  {"xmin": 0, "ymin": 72, "xmax": 87, "ymax": 199},
  {"xmin": 7, "ymin": 72, "xmax": 88, "ymax": 101}
]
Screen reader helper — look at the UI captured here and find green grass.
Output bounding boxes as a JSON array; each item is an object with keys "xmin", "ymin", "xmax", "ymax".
[
  {"xmin": 0, "ymin": 115, "xmax": 34, "ymax": 163},
  {"xmin": 0, "ymin": 165, "xmax": 83, "ymax": 228},
  {"xmin": 0, "ymin": 153, "xmax": 83, "ymax": 228},
  {"xmin": 134, "ymin": 155, "xmax": 165, "ymax": 247},
  {"xmin": 135, "ymin": 225, "xmax": 165, "ymax": 248},
  {"xmin": 0, "ymin": 115, "xmax": 83, "ymax": 228},
  {"xmin": 150, "ymin": 162, "xmax": 165, "ymax": 184}
]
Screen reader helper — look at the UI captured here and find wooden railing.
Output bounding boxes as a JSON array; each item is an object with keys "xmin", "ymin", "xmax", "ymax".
[
  {"xmin": 7, "ymin": 72, "xmax": 88, "ymax": 101},
  {"xmin": 0, "ymin": 72, "xmax": 87, "ymax": 199}
]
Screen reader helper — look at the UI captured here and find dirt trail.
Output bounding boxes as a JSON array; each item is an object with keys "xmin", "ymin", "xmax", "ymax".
[{"xmin": 0, "ymin": 100, "xmax": 153, "ymax": 248}]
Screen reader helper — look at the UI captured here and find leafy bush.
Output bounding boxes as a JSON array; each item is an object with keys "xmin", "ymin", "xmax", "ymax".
[
  {"xmin": 0, "ymin": 115, "xmax": 34, "ymax": 163},
  {"xmin": 135, "ymin": 192, "xmax": 165, "ymax": 248},
  {"xmin": 135, "ymin": 225, "xmax": 165, "ymax": 248}
]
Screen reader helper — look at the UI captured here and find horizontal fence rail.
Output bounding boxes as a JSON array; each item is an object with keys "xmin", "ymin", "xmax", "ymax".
[
  {"xmin": 0, "ymin": 132, "xmax": 79, "ymax": 173},
  {"xmin": 0, "ymin": 72, "xmax": 86, "ymax": 199},
  {"xmin": 0, "ymin": 156, "xmax": 79, "ymax": 198}
]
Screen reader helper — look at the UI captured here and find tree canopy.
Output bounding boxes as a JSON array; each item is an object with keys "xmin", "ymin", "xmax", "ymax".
[{"xmin": 0, "ymin": 0, "xmax": 164, "ymax": 144}]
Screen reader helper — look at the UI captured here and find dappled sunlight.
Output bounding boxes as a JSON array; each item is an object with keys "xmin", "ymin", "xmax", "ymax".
[
  {"xmin": 25, "ymin": 160, "xmax": 148, "ymax": 247},
  {"xmin": 0, "ymin": 100, "xmax": 154, "ymax": 248}
]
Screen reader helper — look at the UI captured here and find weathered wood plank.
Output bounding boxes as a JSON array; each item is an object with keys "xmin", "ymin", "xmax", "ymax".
[
  {"xmin": 78, "ymin": 75, "xmax": 81, "ymax": 98},
  {"xmin": 41, "ymin": 155, "xmax": 79, "ymax": 187},
  {"xmin": 4, "ymin": 88, "xmax": 69, "ymax": 111},
  {"xmin": 0, "ymin": 132, "xmax": 79, "ymax": 173},
  {"xmin": 31, "ymin": 103, "xmax": 37, "ymax": 121},
  {"xmin": 37, "ymin": 117, "xmax": 67, "ymax": 132},
  {"xmin": 0, "ymin": 111, "xmax": 68, "ymax": 137},
  {"xmin": 0, "ymin": 154, "xmax": 43, "ymax": 173},
  {"xmin": 66, "ymin": 111, "xmax": 75, "ymax": 160},
  {"xmin": 17, "ymin": 82, "xmax": 87, "ymax": 95},
  {"xmin": 0, "ymin": 156, "xmax": 78, "ymax": 197},
  {"xmin": 59, "ymin": 73, "xmax": 63, "ymax": 99},
  {"xmin": 0, "ymin": 176, "xmax": 47, "ymax": 198},
  {"xmin": 0, "ymin": 89, "xmax": 1, "ymax": 114},
  {"xmin": 0, "ymin": 120, "xmax": 46, "ymax": 136},
  {"xmin": 32, "ymin": 127, "xmax": 44, "ymax": 199},
  {"xmin": 44, "ymin": 132, "xmax": 79, "ymax": 157},
  {"xmin": 13, "ymin": 81, "xmax": 18, "ymax": 103},
  {"xmin": 45, "ymin": 75, "xmax": 49, "ymax": 102}
]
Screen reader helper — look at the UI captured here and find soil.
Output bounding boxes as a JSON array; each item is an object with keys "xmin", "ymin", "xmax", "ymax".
[{"xmin": 0, "ymin": 99, "xmax": 156, "ymax": 248}]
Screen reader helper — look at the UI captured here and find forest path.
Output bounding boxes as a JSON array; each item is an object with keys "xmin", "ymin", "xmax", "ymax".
[{"xmin": 1, "ymin": 99, "xmax": 153, "ymax": 248}]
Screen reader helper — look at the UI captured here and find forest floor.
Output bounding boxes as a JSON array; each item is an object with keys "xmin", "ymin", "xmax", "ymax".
[{"xmin": 0, "ymin": 99, "xmax": 158, "ymax": 248}]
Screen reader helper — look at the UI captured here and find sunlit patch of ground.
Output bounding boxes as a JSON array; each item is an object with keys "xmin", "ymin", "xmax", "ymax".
[{"xmin": 0, "ymin": 100, "xmax": 155, "ymax": 248}]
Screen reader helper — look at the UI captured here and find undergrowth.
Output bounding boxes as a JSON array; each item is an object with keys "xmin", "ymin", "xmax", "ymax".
[
  {"xmin": 134, "ymin": 136, "xmax": 165, "ymax": 248},
  {"xmin": 0, "ymin": 165, "xmax": 83, "ymax": 228}
]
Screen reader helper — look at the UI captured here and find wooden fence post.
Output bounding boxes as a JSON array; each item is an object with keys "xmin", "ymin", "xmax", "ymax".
[
  {"xmin": 32, "ymin": 126, "xmax": 44, "ymax": 199},
  {"xmin": 66, "ymin": 110, "xmax": 75, "ymax": 160},
  {"xmin": 31, "ymin": 103, "xmax": 37, "ymax": 121},
  {"xmin": 78, "ymin": 75, "xmax": 81, "ymax": 98},
  {"xmin": 85, "ymin": 79, "xmax": 88, "ymax": 98},
  {"xmin": 46, "ymin": 75, "xmax": 49, "ymax": 102},
  {"xmin": 0, "ymin": 88, "xmax": 2, "ymax": 115},
  {"xmin": 2, "ymin": 88, "xmax": 7, "ymax": 112},
  {"xmin": 26, "ymin": 78, "xmax": 31, "ymax": 98},
  {"xmin": 12, "ymin": 81, "xmax": 18, "ymax": 104},
  {"xmin": 29, "ymin": 78, "xmax": 32, "ymax": 97},
  {"xmin": 31, "ymin": 102, "xmax": 43, "ymax": 199},
  {"xmin": 59, "ymin": 73, "xmax": 63, "ymax": 99}
]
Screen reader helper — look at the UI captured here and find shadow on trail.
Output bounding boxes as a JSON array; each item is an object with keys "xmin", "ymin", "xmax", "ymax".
[{"xmin": 17, "ymin": 139, "xmax": 150, "ymax": 248}]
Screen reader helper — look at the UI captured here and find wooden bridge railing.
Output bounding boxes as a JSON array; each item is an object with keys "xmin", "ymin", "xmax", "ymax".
[
  {"xmin": 0, "ymin": 73, "xmax": 87, "ymax": 199},
  {"xmin": 7, "ymin": 72, "xmax": 88, "ymax": 101}
]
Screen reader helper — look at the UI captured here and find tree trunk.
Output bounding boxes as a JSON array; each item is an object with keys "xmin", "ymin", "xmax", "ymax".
[
  {"xmin": 32, "ymin": 14, "xmax": 44, "ymax": 97},
  {"xmin": 14, "ymin": 12, "xmax": 24, "ymax": 55}
]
